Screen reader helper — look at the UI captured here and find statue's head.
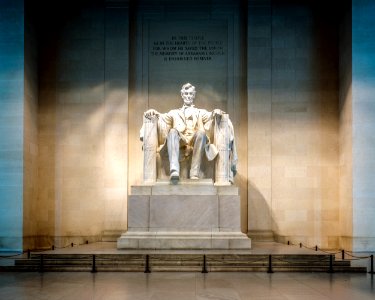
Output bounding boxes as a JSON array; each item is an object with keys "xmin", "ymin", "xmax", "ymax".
[{"xmin": 180, "ymin": 83, "xmax": 196, "ymax": 106}]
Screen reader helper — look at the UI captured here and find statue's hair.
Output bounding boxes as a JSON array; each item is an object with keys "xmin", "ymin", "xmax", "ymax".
[{"xmin": 181, "ymin": 83, "xmax": 195, "ymax": 93}]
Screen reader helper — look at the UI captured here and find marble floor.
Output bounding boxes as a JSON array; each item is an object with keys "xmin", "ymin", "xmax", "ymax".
[{"xmin": 0, "ymin": 272, "xmax": 373, "ymax": 300}]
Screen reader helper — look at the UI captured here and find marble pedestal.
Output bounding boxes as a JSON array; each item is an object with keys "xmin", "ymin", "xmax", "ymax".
[{"xmin": 117, "ymin": 180, "xmax": 251, "ymax": 249}]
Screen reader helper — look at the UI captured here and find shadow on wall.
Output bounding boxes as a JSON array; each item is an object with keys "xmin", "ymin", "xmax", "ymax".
[
  {"xmin": 248, "ymin": 181, "xmax": 277, "ymax": 241},
  {"xmin": 34, "ymin": 0, "xmax": 129, "ymax": 248}
]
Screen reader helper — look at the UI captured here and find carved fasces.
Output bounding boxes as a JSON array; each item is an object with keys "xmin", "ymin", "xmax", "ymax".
[
  {"xmin": 214, "ymin": 114, "xmax": 231, "ymax": 185},
  {"xmin": 143, "ymin": 115, "xmax": 158, "ymax": 183}
]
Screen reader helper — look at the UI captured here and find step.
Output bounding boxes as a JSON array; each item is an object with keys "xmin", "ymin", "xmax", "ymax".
[{"xmin": 2, "ymin": 253, "xmax": 367, "ymax": 273}]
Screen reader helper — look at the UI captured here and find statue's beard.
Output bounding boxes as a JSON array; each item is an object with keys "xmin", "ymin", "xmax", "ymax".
[{"xmin": 183, "ymin": 99, "xmax": 194, "ymax": 106}]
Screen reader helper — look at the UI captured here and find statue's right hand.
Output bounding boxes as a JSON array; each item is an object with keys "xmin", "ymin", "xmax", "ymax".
[{"xmin": 144, "ymin": 109, "xmax": 160, "ymax": 119}]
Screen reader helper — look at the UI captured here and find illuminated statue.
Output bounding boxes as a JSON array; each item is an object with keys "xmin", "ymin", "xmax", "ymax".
[{"xmin": 141, "ymin": 83, "xmax": 237, "ymax": 185}]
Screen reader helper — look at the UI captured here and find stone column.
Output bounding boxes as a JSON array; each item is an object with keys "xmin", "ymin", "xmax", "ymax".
[
  {"xmin": 143, "ymin": 116, "xmax": 158, "ymax": 183},
  {"xmin": 214, "ymin": 114, "xmax": 231, "ymax": 185},
  {"xmin": 348, "ymin": 0, "xmax": 375, "ymax": 252},
  {"xmin": 0, "ymin": 0, "xmax": 24, "ymax": 252}
]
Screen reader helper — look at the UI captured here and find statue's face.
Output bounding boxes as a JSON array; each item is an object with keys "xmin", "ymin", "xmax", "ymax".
[{"xmin": 181, "ymin": 87, "xmax": 196, "ymax": 106}]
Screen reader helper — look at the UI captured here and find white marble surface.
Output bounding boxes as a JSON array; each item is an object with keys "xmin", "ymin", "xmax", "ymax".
[
  {"xmin": 118, "ymin": 231, "xmax": 251, "ymax": 250},
  {"xmin": 131, "ymin": 182, "xmax": 238, "ymax": 196},
  {"xmin": 149, "ymin": 195, "xmax": 218, "ymax": 231},
  {"xmin": 151, "ymin": 184, "xmax": 217, "ymax": 195},
  {"xmin": 122, "ymin": 184, "xmax": 249, "ymax": 249},
  {"xmin": 219, "ymin": 195, "xmax": 241, "ymax": 231},
  {"xmin": 127, "ymin": 194, "xmax": 242, "ymax": 233},
  {"xmin": 128, "ymin": 196, "xmax": 149, "ymax": 229}
]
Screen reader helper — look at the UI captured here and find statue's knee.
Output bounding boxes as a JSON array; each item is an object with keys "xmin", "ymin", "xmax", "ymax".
[
  {"xmin": 168, "ymin": 128, "xmax": 179, "ymax": 138},
  {"xmin": 195, "ymin": 130, "xmax": 206, "ymax": 141}
]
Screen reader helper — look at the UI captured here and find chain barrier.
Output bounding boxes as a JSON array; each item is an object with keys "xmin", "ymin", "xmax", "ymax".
[
  {"xmin": 0, "ymin": 252, "xmax": 26, "ymax": 259},
  {"xmin": 3, "ymin": 239, "xmax": 374, "ymax": 274},
  {"xmin": 0, "ymin": 240, "xmax": 93, "ymax": 261},
  {"xmin": 316, "ymin": 248, "xmax": 341, "ymax": 255},
  {"xmin": 302, "ymin": 244, "xmax": 318, "ymax": 251},
  {"xmin": 287, "ymin": 241, "xmax": 341, "ymax": 255},
  {"xmin": 342, "ymin": 251, "xmax": 371, "ymax": 259},
  {"xmin": 286, "ymin": 241, "xmax": 375, "ymax": 274}
]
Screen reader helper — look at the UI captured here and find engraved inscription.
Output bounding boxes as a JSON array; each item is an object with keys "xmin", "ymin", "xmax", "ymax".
[{"xmin": 150, "ymin": 35, "xmax": 225, "ymax": 62}]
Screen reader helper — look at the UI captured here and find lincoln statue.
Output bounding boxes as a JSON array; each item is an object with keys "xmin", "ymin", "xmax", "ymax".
[{"xmin": 141, "ymin": 83, "xmax": 237, "ymax": 184}]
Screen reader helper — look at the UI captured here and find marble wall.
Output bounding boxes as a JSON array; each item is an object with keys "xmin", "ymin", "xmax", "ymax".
[
  {"xmin": 37, "ymin": 1, "xmax": 129, "ymax": 246},
  {"xmin": 1, "ymin": 0, "xmax": 375, "ymax": 252},
  {"xmin": 0, "ymin": 0, "xmax": 24, "ymax": 251},
  {"xmin": 23, "ymin": 1, "xmax": 39, "ymax": 250},
  {"xmin": 351, "ymin": 0, "xmax": 375, "ymax": 251},
  {"xmin": 339, "ymin": 0, "xmax": 353, "ymax": 251},
  {"xmin": 247, "ymin": 0, "xmax": 341, "ymax": 248}
]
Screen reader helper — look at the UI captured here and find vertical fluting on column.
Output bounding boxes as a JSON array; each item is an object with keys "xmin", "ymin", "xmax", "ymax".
[
  {"xmin": 143, "ymin": 116, "xmax": 158, "ymax": 183},
  {"xmin": 214, "ymin": 114, "xmax": 231, "ymax": 185}
]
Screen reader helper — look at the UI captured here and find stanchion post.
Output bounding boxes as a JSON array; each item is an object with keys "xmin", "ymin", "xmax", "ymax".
[
  {"xmin": 287, "ymin": 241, "xmax": 290, "ymax": 245},
  {"xmin": 52, "ymin": 245, "xmax": 55, "ymax": 250},
  {"xmin": 71, "ymin": 243, "xmax": 74, "ymax": 247},
  {"xmin": 202, "ymin": 255, "xmax": 208, "ymax": 273},
  {"xmin": 267, "ymin": 255, "xmax": 274, "ymax": 273},
  {"xmin": 342, "ymin": 250, "xmax": 345, "ymax": 260},
  {"xmin": 91, "ymin": 255, "xmax": 97, "ymax": 273},
  {"xmin": 369, "ymin": 255, "xmax": 374, "ymax": 275},
  {"xmin": 39, "ymin": 254, "xmax": 44, "ymax": 273},
  {"xmin": 315, "ymin": 246, "xmax": 318, "ymax": 251},
  {"xmin": 27, "ymin": 249, "xmax": 30, "ymax": 259},
  {"xmin": 328, "ymin": 254, "xmax": 334, "ymax": 273},
  {"xmin": 299, "ymin": 243, "xmax": 302, "ymax": 248},
  {"xmin": 144, "ymin": 254, "xmax": 151, "ymax": 273}
]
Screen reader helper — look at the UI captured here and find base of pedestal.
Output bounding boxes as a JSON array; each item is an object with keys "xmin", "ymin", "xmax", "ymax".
[
  {"xmin": 117, "ymin": 231, "xmax": 251, "ymax": 250},
  {"xmin": 118, "ymin": 182, "xmax": 251, "ymax": 250}
]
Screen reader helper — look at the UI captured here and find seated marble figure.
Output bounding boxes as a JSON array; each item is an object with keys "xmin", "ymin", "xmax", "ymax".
[{"xmin": 141, "ymin": 83, "xmax": 237, "ymax": 184}]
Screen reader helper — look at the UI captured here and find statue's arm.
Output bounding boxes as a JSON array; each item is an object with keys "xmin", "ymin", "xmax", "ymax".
[
  {"xmin": 140, "ymin": 109, "xmax": 173, "ymax": 143},
  {"xmin": 144, "ymin": 108, "xmax": 173, "ymax": 125}
]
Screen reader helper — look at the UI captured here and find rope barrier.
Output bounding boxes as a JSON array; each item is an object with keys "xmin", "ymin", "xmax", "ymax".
[
  {"xmin": 302, "ymin": 244, "xmax": 318, "ymax": 251},
  {"xmin": 343, "ymin": 251, "xmax": 371, "ymax": 259},
  {"xmin": 0, "ymin": 253, "xmax": 25, "ymax": 259},
  {"xmin": 285, "ymin": 241, "xmax": 374, "ymax": 273},
  {"xmin": 3, "ymin": 238, "xmax": 373, "ymax": 274}
]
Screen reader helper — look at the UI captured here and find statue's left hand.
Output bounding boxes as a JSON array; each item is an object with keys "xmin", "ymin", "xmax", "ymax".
[{"xmin": 212, "ymin": 109, "xmax": 225, "ymax": 118}]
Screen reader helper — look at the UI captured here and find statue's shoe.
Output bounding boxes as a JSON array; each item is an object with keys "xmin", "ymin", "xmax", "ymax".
[
  {"xmin": 170, "ymin": 171, "xmax": 180, "ymax": 183},
  {"xmin": 190, "ymin": 175, "xmax": 199, "ymax": 180}
]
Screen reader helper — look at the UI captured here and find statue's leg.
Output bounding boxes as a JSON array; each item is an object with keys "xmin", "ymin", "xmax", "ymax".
[
  {"xmin": 190, "ymin": 130, "xmax": 206, "ymax": 179},
  {"xmin": 167, "ymin": 128, "xmax": 180, "ymax": 180}
]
